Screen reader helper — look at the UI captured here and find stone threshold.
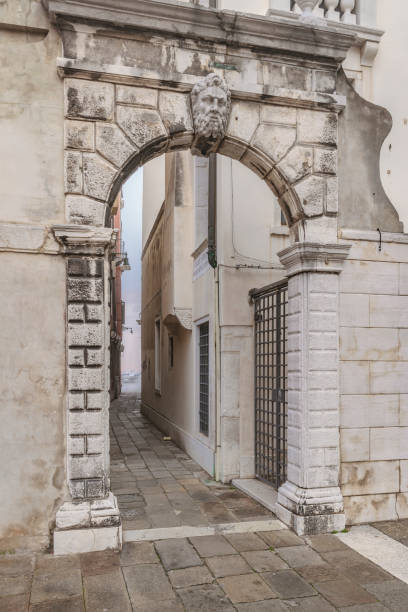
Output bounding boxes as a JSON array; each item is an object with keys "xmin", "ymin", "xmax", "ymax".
[
  {"xmin": 123, "ymin": 518, "xmax": 286, "ymax": 543},
  {"xmin": 232, "ymin": 478, "xmax": 278, "ymax": 514}
]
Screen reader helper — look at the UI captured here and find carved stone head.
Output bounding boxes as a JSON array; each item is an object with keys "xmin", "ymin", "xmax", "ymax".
[{"xmin": 191, "ymin": 73, "xmax": 231, "ymax": 153}]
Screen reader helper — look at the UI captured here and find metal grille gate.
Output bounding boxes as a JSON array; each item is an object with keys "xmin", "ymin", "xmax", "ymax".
[
  {"xmin": 251, "ymin": 280, "xmax": 288, "ymax": 489},
  {"xmin": 199, "ymin": 322, "xmax": 209, "ymax": 436}
]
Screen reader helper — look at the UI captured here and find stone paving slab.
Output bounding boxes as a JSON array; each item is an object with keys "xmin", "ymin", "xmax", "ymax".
[{"xmin": 2, "ymin": 394, "xmax": 408, "ymax": 611}]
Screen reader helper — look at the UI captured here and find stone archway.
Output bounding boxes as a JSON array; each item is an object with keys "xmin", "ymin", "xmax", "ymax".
[{"xmin": 47, "ymin": 0, "xmax": 356, "ymax": 552}]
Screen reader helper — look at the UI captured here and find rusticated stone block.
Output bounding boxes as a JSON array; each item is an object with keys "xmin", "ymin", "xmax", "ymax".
[
  {"xmin": 159, "ymin": 91, "xmax": 193, "ymax": 135},
  {"xmin": 65, "ymin": 79, "xmax": 114, "ymax": 120},
  {"xmin": 326, "ymin": 176, "xmax": 338, "ymax": 213},
  {"xmin": 85, "ymin": 304, "xmax": 103, "ymax": 322},
  {"xmin": 83, "ymin": 153, "xmax": 116, "ymax": 201},
  {"xmin": 86, "ymin": 435, "xmax": 104, "ymax": 455},
  {"xmin": 314, "ymin": 148, "xmax": 337, "ymax": 174},
  {"xmin": 68, "ymin": 258, "xmax": 103, "ymax": 277},
  {"xmin": 69, "ymin": 435, "xmax": 86, "ymax": 455},
  {"xmin": 70, "ymin": 479, "xmax": 86, "ymax": 499},
  {"xmin": 70, "ymin": 455, "xmax": 104, "ymax": 479},
  {"xmin": 68, "ymin": 323, "xmax": 103, "ymax": 347},
  {"xmin": 65, "ymin": 151, "xmax": 82, "ymax": 193},
  {"xmin": 116, "ymin": 85, "xmax": 157, "ymax": 107},
  {"xmin": 67, "ymin": 195, "xmax": 106, "ymax": 226},
  {"xmin": 69, "ymin": 348, "xmax": 85, "ymax": 366},
  {"xmin": 96, "ymin": 123, "xmax": 136, "ymax": 168},
  {"xmin": 68, "ymin": 278, "xmax": 103, "ymax": 302},
  {"xmin": 68, "ymin": 304, "xmax": 85, "ymax": 322},
  {"xmin": 69, "ymin": 367, "xmax": 104, "ymax": 391},
  {"xmin": 65, "ymin": 120, "xmax": 94, "ymax": 151},
  {"xmin": 314, "ymin": 70, "xmax": 336, "ymax": 93},
  {"xmin": 69, "ymin": 410, "xmax": 103, "ymax": 435},
  {"xmin": 295, "ymin": 175, "xmax": 325, "ymax": 217},
  {"xmin": 252, "ymin": 124, "xmax": 296, "ymax": 164},
  {"xmin": 298, "ymin": 109, "xmax": 337, "ymax": 145},
  {"xmin": 86, "ymin": 349, "xmax": 103, "ymax": 366},
  {"xmin": 69, "ymin": 392, "xmax": 85, "ymax": 411},
  {"xmin": 85, "ymin": 479, "xmax": 105, "ymax": 498},
  {"xmin": 116, "ymin": 106, "xmax": 167, "ymax": 149},
  {"xmin": 228, "ymin": 101, "xmax": 259, "ymax": 144},
  {"xmin": 261, "ymin": 104, "xmax": 296, "ymax": 125},
  {"xmin": 86, "ymin": 392, "xmax": 104, "ymax": 410},
  {"xmin": 278, "ymin": 146, "xmax": 313, "ymax": 183}
]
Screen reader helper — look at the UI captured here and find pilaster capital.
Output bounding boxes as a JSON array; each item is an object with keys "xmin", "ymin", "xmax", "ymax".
[
  {"xmin": 52, "ymin": 224, "xmax": 117, "ymax": 256},
  {"xmin": 278, "ymin": 241, "xmax": 351, "ymax": 277}
]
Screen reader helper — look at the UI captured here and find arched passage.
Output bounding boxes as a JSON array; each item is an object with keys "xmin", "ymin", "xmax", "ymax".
[{"xmin": 54, "ymin": 71, "xmax": 346, "ymax": 552}]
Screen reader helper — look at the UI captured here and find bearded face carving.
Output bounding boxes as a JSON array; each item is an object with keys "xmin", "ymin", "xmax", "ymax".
[{"xmin": 191, "ymin": 73, "xmax": 231, "ymax": 155}]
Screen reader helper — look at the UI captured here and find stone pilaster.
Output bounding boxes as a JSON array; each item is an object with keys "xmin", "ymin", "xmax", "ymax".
[
  {"xmin": 52, "ymin": 225, "xmax": 121, "ymax": 555},
  {"xmin": 276, "ymin": 242, "xmax": 351, "ymax": 535}
]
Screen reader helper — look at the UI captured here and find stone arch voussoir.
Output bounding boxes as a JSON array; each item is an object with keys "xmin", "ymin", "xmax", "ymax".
[{"xmin": 63, "ymin": 77, "xmax": 339, "ymax": 233}]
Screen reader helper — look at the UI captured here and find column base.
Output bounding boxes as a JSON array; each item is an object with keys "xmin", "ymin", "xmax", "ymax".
[
  {"xmin": 276, "ymin": 482, "xmax": 345, "ymax": 536},
  {"xmin": 54, "ymin": 492, "xmax": 122, "ymax": 555}
]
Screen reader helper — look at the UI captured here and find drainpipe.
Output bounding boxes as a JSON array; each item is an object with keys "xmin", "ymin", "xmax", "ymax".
[{"xmin": 208, "ymin": 154, "xmax": 222, "ymax": 481}]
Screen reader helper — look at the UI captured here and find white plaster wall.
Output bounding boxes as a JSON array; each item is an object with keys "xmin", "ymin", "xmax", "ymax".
[
  {"xmin": 0, "ymin": 1, "xmax": 66, "ymax": 550},
  {"xmin": 372, "ymin": 0, "xmax": 408, "ymax": 231},
  {"xmin": 0, "ymin": 253, "xmax": 66, "ymax": 550},
  {"xmin": 339, "ymin": 236, "xmax": 408, "ymax": 524},
  {"xmin": 142, "ymin": 156, "xmax": 165, "ymax": 248}
]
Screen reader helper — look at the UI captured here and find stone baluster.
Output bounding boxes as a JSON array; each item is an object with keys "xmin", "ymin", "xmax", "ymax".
[
  {"xmin": 324, "ymin": 0, "xmax": 340, "ymax": 21},
  {"xmin": 340, "ymin": 0, "xmax": 356, "ymax": 24}
]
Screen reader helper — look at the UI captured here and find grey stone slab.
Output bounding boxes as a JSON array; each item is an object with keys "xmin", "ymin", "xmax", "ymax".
[
  {"xmin": 296, "ymin": 564, "xmax": 341, "ymax": 584},
  {"xmin": 30, "ymin": 597, "xmax": 85, "ymax": 612},
  {"xmin": 132, "ymin": 601, "xmax": 184, "ymax": 612},
  {"xmin": 305, "ymin": 534, "xmax": 349, "ymax": 553},
  {"xmin": 0, "ymin": 575, "xmax": 32, "ymax": 597},
  {"xmin": 79, "ymin": 550, "xmax": 120, "ymax": 576},
  {"xmin": 364, "ymin": 580, "xmax": 408, "ymax": 611},
  {"xmin": 235, "ymin": 602, "xmax": 289, "ymax": 612},
  {"xmin": 205, "ymin": 554, "xmax": 252, "ymax": 578},
  {"xmin": 225, "ymin": 533, "xmax": 268, "ymax": 552},
  {"xmin": 259, "ymin": 530, "xmax": 304, "ymax": 549},
  {"xmin": 122, "ymin": 563, "xmax": 176, "ymax": 606},
  {"xmin": 31, "ymin": 570, "xmax": 82, "ymax": 604},
  {"xmin": 168, "ymin": 566, "xmax": 213, "ymax": 588},
  {"xmin": 0, "ymin": 593, "xmax": 29, "ymax": 611},
  {"xmin": 200, "ymin": 502, "xmax": 237, "ymax": 524},
  {"xmin": 339, "ymin": 561, "xmax": 393, "ymax": 585},
  {"xmin": 84, "ymin": 570, "xmax": 132, "ymax": 612},
  {"xmin": 155, "ymin": 538, "xmax": 202, "ymax": 570},
  {"xmin": 242, "ymin": 550, "xmax": 289, "ymax": 573},
  {"xmin": 120, "ymin": 542, "xmax": 159, "ymax": 566},
  {"xmin": 35, "ymin": 554, "xmax": 80, "ymax": 574},
  {"xmin": 276, "ymin": 545, "xmax": 324, "ymax": 568},
  {"xmin": 177, "ymin": 584, "xmax": 236, "ymax": 611},
  {"xmin": 218, "ymin": 573, "xmax": 277, "ymax": 604},
  {"xmin": 314, "ymin": 579, "xmax": 377, "ymax": 608},
  {"xmin": 321, "ymin": 549, "xmax": 373, "ymax": 568},
  {"xmin": 338, "ymin": 605, "xmax": 390, "ymax": 612},
  {"xmin": 262, "ymin": 570, "xmax": 316, "ymax": 599},
  {"xmin": 190, "ymin": 535, "xmax": 237, "ymax": 557},
  {"xmin": 285, "ymin": 595, "xmax": 337, "ymax": 611},
  {"xmin": 0, "ymin": 556, "xmax": 34, "ymax": 576}
]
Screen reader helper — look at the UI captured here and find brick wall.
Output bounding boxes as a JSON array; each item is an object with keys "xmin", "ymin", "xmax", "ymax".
[{"xmin": 339, "ymin": 233, "xmax": 408, "ymax": 524}]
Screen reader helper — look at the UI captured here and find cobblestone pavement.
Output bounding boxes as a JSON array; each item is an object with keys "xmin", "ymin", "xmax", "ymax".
[{"xmin": 1, "ymin": 394, "xmax": 408, "ymax": 611}]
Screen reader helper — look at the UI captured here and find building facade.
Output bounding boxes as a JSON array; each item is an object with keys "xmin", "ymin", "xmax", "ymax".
[{"xmin": 0, "ymin": 0, "xmax": 408, "ymax": 553}]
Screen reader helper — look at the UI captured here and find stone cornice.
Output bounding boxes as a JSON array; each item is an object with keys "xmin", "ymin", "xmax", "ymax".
[
  {"xmin": 278, "ymin": 242, "xmax": 351, "ymax": 276},
  {"xmin": 53, "ymin": 224, "xmax": 117, "ymax": 255},
  {"xmin": 44, "ymin": 0, "xmax": 356, "ymax": 63}
]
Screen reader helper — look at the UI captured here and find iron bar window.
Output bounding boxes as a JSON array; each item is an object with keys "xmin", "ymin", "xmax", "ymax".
[{"xmin": 199, "ymin": 322, "xmax": 209, "ymax": 436}]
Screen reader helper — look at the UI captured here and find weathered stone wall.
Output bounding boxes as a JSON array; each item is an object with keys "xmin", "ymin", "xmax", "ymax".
[
  {"xmin": 0, "ymin": 1, "xmax": 66, "ymax": 550},
  {"xmin": 339, "ymin": 232, "xmax": 408, "ymax": 524}
]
